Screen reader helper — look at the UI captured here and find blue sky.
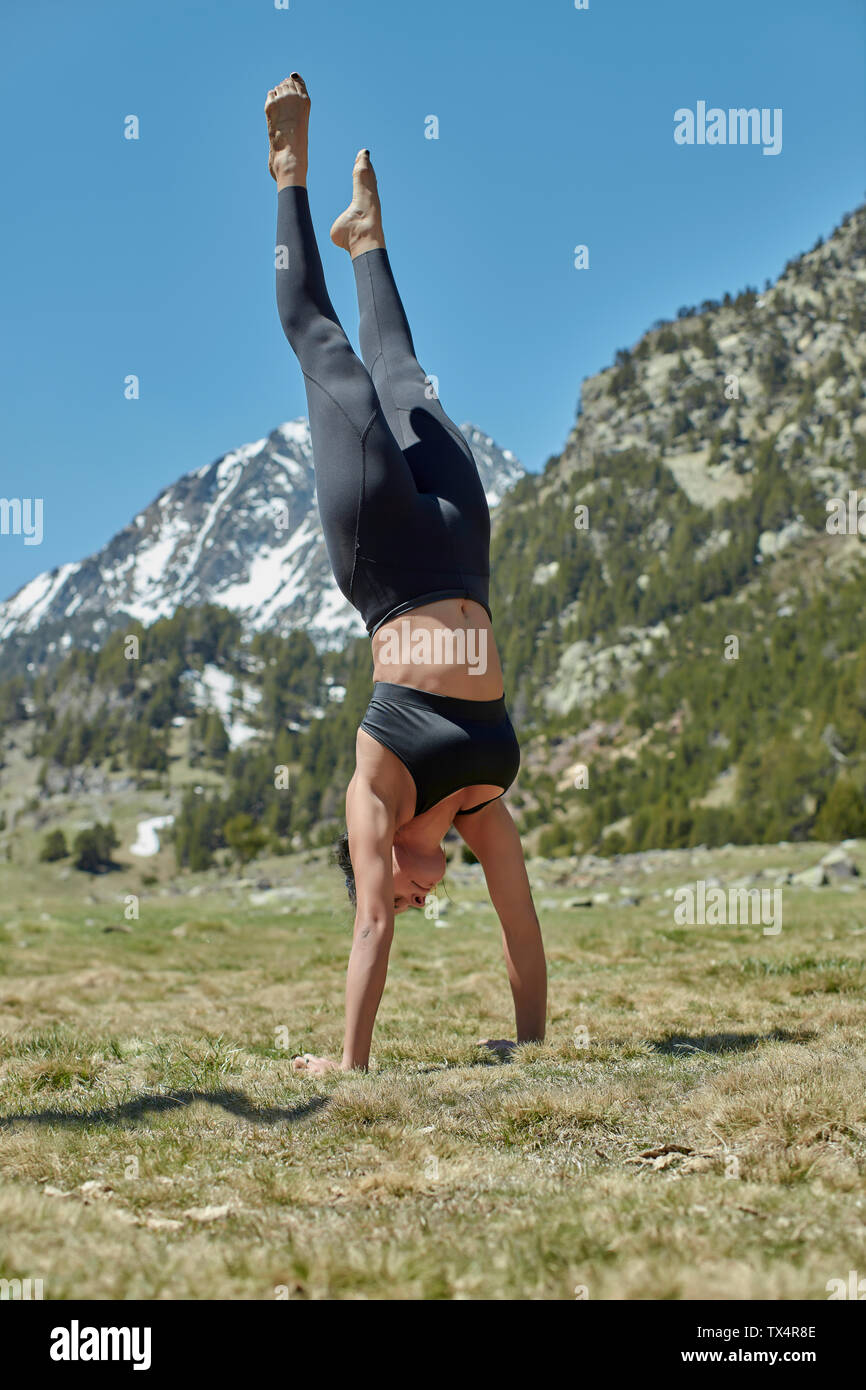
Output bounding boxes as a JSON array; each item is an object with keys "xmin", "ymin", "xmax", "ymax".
[{"xmin": 1, "ymin": 0, "xmax": 863, "ymax": 600}]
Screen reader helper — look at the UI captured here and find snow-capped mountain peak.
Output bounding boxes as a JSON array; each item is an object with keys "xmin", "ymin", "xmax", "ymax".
[{"xmin": 0, "ymin": 420, "xmax": 524, "ymax": 667}]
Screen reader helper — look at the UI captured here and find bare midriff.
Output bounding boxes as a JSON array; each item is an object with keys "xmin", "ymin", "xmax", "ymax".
[{"xmin": 371, "ymin": 598, "xmax": 504, "ymax": 700}]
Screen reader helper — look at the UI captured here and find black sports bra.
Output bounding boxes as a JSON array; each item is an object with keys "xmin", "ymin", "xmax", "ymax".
[{"xmin": 359, "ymin": 682, "xmax": 520, "ymax": 817}]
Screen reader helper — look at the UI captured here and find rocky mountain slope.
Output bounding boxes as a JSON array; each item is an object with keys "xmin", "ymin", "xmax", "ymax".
[
  {"xmin": 491, "ymin": 205, "xmax": 866, "ymax": 715},
  {"xmin": 476, "ymin": 203, "xmax": 866, "ymax": 851}
]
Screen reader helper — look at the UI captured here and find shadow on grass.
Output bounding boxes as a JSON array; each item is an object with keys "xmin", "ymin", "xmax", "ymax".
[
  {"xmin": 651, "ymin": 1028, "xmax": 817, "ymax": 1055},
  {"xmin": 410, "ymin": 1060, "xmax": 513, "ymax": 1074},
  {"xmin": 0, "ymin": 1089, "xmax": 330, "ymax": 1130}
]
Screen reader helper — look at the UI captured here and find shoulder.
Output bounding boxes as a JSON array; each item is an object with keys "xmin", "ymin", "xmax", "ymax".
[
  {"xmin": 347, "ymin": 739, "xmax": 403, "ymax": 843},
  {"xmin": 355, "ymin": 724, "xmax": 391, "ymax": 772},
  {"xmin": 354, "ymin": 727, "xmax": 415, "ymax": 814}
]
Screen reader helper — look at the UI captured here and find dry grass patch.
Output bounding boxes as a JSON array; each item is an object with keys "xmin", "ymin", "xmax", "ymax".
[{"xmin": 0, "ymin": 847, "xmax": 864, "ymax": 1298}]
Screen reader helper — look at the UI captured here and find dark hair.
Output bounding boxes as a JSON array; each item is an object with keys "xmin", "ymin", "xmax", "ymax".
[{"xmin": 333, "ymin": 829, "xmax": 356, "ymax": 906}]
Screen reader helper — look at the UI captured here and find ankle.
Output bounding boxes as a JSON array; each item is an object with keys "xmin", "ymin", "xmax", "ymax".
[
  {"xmin": 269, "ymin": 143, "xmax": 308, "ymax": 189},
  {"xmin": 349, "ymin": 231, "xmax": 386, "ymax": 259}
]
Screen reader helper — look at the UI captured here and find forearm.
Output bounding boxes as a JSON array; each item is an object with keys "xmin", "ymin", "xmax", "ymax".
[
  {"xmin": 462, "ymin": 803, "xmax": 548, "ymax": 1044},
  {"xmin": 501, "ymin": 916, "xmax": 547, "ymax": 1043},
  {"xmin": 341, "ymin": 921, "xmax": 394, "ymax": 1070}
]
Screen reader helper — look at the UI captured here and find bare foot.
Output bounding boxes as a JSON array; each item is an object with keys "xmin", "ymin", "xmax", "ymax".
[
  {"xmin": 330, "ymin": 150, "xmax": 386, "ymax": 258},
  {"xmin": 265, "ymin": 73, "xmax": 310, "ymax": 189}
]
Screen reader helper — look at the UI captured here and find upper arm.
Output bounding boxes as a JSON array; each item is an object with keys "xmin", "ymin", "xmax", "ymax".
[
  {"xmin": 454, "ymin": 798, "xmax": 536, "ymax": 925},
  {"xmin": 346, "ymin": 776, "xmax": 397, "ymax": 928}
]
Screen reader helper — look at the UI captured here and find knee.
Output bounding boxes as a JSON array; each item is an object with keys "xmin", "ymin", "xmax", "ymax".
[
  {"xmin": 277, "ymin": 299, "xmax": 309, "ymax": 351},
  {"xmin": 278, "ymin": 306, "xmax": 348, "ymax": 370}
]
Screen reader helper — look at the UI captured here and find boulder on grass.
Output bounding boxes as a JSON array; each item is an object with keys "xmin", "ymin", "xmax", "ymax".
[
  {"xmin": 791, "ymin": 865, "xmax": 828, "ymax": 888},
  {"xmin": 819, "ymin": 848, "xmax": 859, "ymax": 879}
]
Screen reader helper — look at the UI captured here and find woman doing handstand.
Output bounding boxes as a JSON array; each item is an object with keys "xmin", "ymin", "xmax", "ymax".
[{"xmin": 266, "ymin": 74, "xmax": 547, "ymax": 1075}]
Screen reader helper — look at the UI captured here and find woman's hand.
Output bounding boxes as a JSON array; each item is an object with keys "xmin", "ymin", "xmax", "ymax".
[{"xmin": 291, "ymin": 1053, "xmax": 341, "ymax": 1076}]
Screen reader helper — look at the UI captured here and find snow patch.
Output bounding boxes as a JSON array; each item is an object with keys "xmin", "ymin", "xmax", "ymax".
[{"xmin": 129, "ymin": 815, "xmax": 175, "ymax": 857}]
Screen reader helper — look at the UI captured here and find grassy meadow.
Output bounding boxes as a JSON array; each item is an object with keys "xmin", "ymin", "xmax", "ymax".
[{"xmin": 1, "ymin": 823, "xmax": 865, "ymax": 1301}]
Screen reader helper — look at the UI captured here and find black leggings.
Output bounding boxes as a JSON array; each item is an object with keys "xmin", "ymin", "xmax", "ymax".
[{"xmin": 275, "ymin": 186, "xmax": 491, "ymax": 634}]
